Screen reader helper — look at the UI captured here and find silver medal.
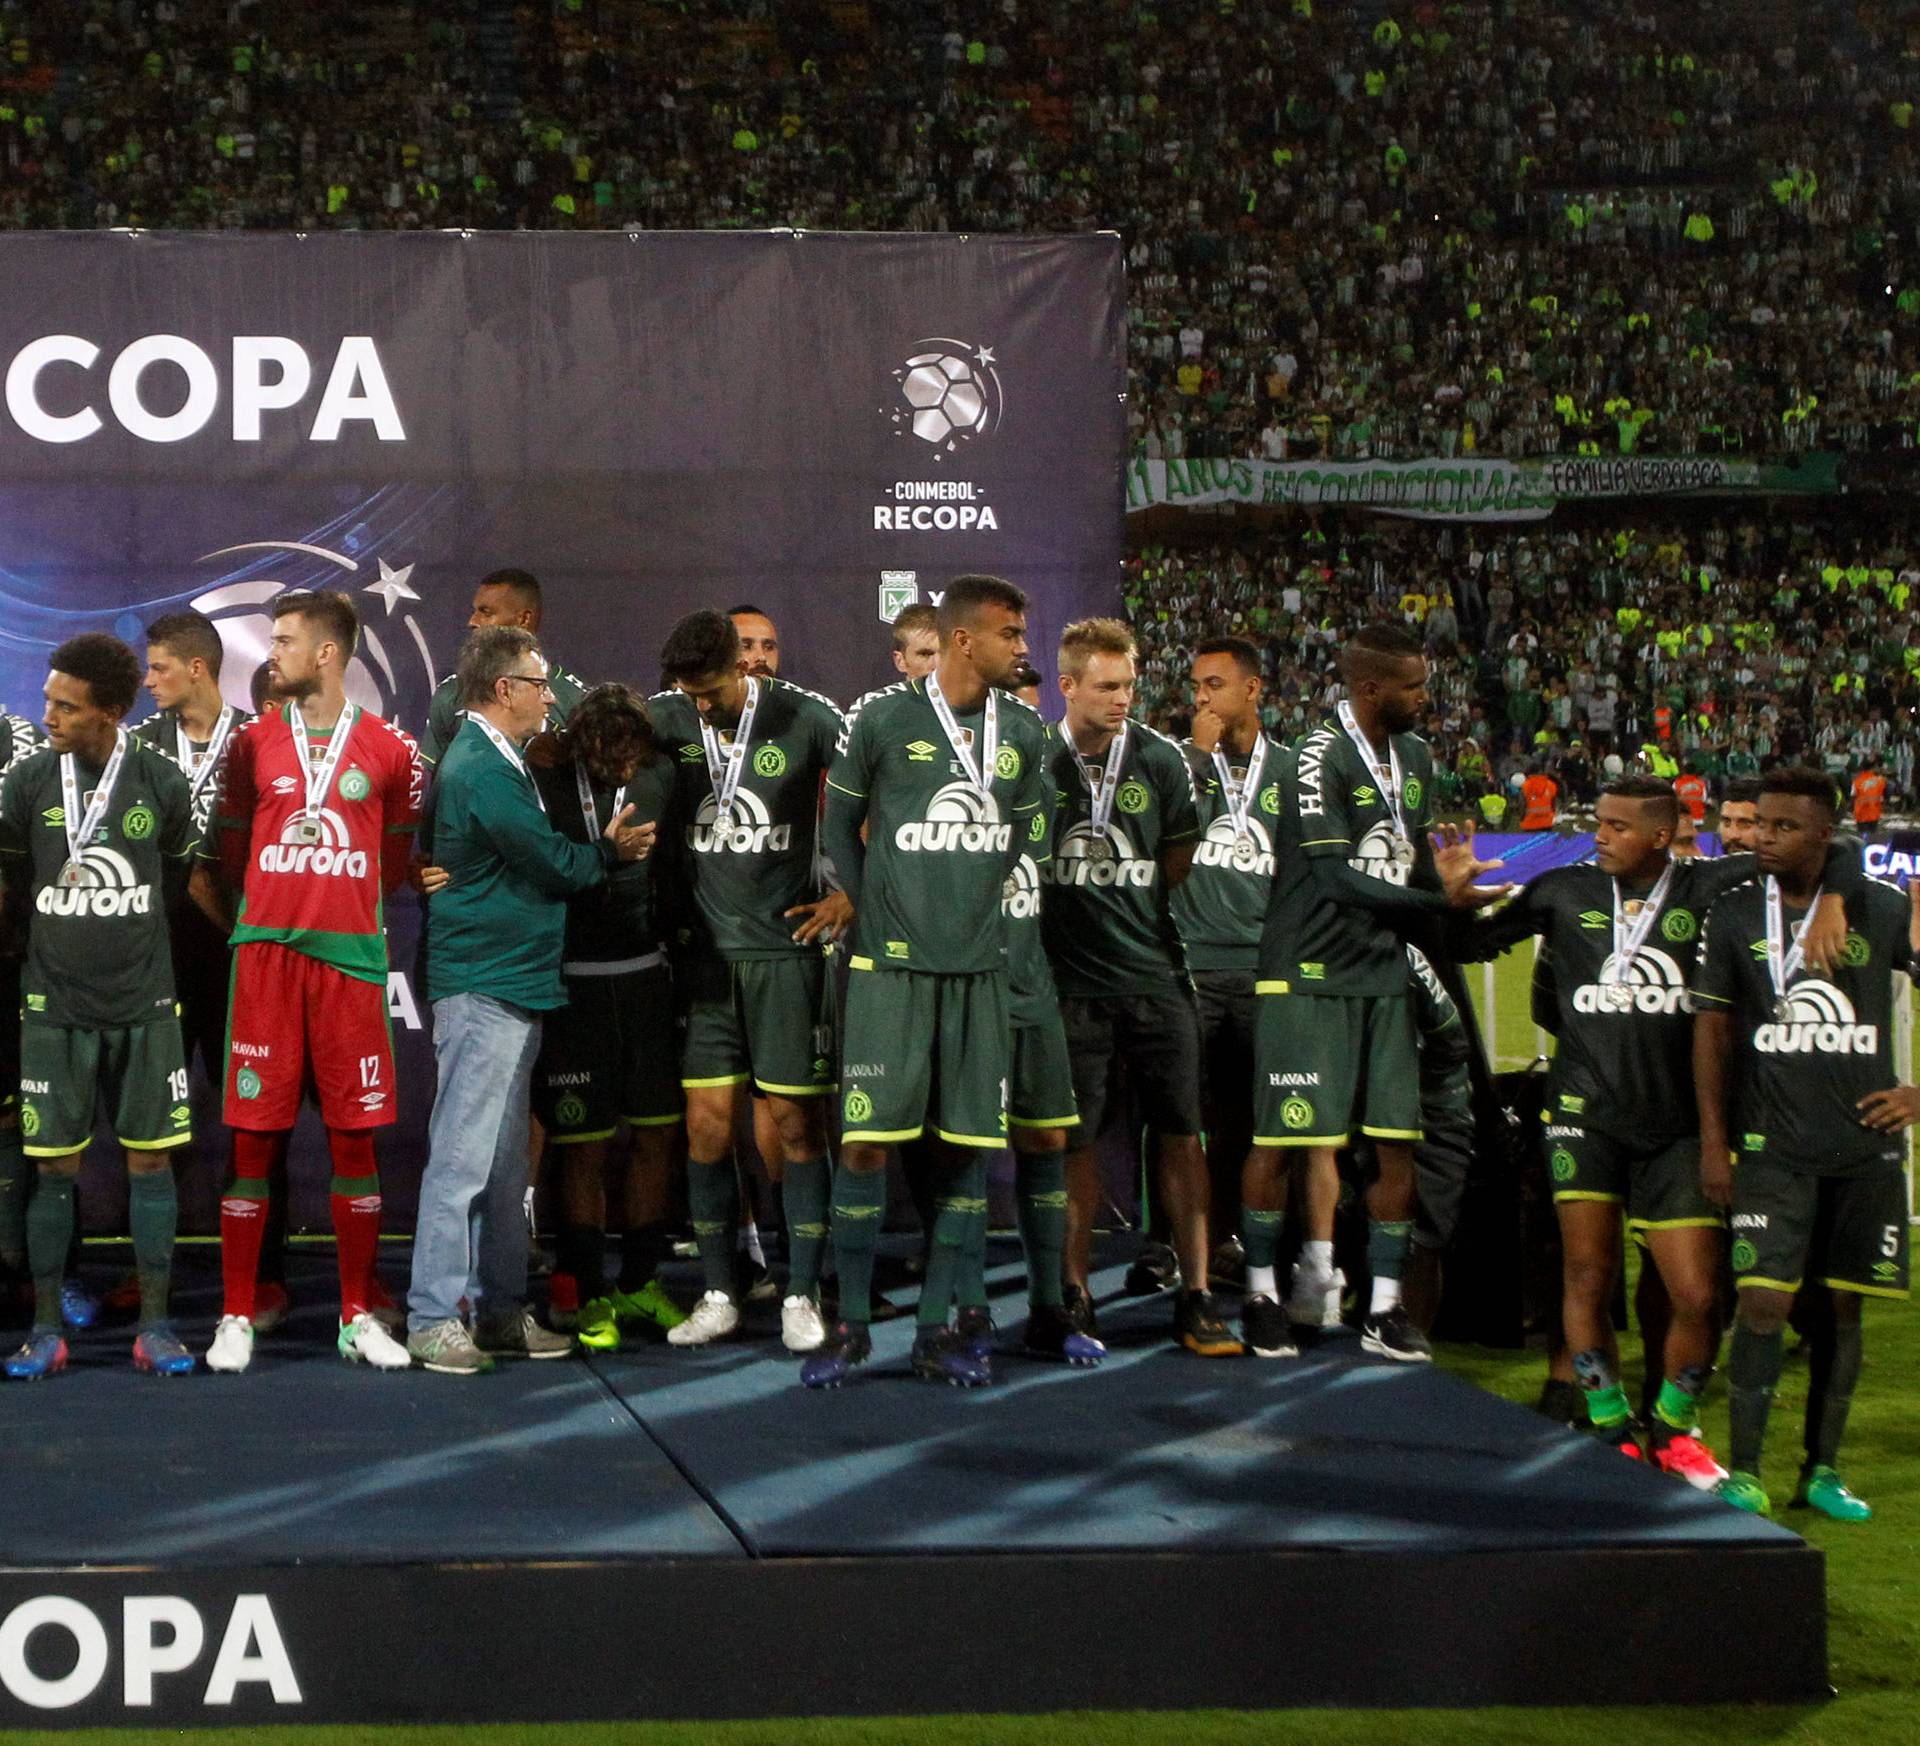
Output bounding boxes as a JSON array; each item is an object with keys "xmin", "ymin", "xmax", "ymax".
[
  {"xmin": 292, "ymin": 817, "xmax": 323, "ymax": 845},
  {"xmin": 57, "ymin": 860, "xmax": 83, "ymax": 889},
  {"xmin": 1086, "ymin": 838, "xmax": 1114, "ymax": 865}
]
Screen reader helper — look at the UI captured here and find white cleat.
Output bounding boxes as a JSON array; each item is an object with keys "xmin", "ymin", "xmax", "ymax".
[
  {"xmin": 1287, "ymin": 1262, "xmax": 1344, "ymax": 1330},
  {"xmin": 781, "ymin": 1294, "xmax": 828, "ymax": 1353},
  {"xmin": 205, "ymin": 1314, "xmax": 255, "ymax": 1374},
  {"xmin": 338, "ymin": 1311, "xmax": 412, "ymax": 1370},
  {"xmin": 666, "ymin": 1290, "xmax": 741, "ymax": 1347}
]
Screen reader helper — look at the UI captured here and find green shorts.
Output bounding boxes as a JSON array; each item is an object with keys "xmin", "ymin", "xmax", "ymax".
[
  {"xmin": 840, "ymin": 961, "xmax": 1008, "ymax": 1148},
  {"xmin": 535, "ymin": 961, "xmax": 680, "ymax": 1143},
  {"xmin": 1252, "ymin": 988, "xmax": 1421, "ymax": 1147},
  {"xmin": 1008, "ymin": 1011, "xmax": 1079, "ymax": 1131},
  {"xmin": 20, "ymin": 1016, "xmax": 191, "ymax": 1157},
  {"xmin": 1730, "ymin": 1147, "xmax": 1910, "ymax": 1300},
  {"xmin": 679, "ymin": 951, "xmax": 835, "ymax": 1098},
  {"xmin": 1542, "ymin": 1123, "xmax": 1719, "ymax": 1230}
]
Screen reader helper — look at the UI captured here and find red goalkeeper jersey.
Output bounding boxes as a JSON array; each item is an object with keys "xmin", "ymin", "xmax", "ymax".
[{"xmin": 208, "ymin": 704, "xmax": 423, "ymax": 985}]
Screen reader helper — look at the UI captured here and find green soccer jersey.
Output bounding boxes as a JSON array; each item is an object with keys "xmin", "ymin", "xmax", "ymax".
[
  {"xmin": 1003, "ymin": 748, "xmax": 1061, "ymax": 1026},
  {"xmin": 135, "ymin": 705, "xmax": 252, "ymax": 838},
  {"xmin": 0, "ymin": 738, "xmax": 196, "ymax": 1028},
  {"xmin": 530, "ymin": 750, "xmax": 678, "ymax": 966},
  {"xmin": 1692, "ymin": 876, "xmax": 1915, "ymax": 1176},
  {"xmin": 651, "ymin": 678, "xmax": 844, "ymax": 961},
  {"xmin": 1041, "ymin": 719, "xmax": 1202, "ymax": 998},
  {"xmin": 829, "ymin": 679, "xmax": 1050, "ymax": 976},
  {"xmin": 1171, "ymin": 734, "xmax": 1281, "ymax": 973},
  {"xmin": 1262, "ymin": 721, "xmax": 1443, "ymax": 996},
  {"xmin": 1454, "ymin": 846, "xmax": 1863, "ymax": 1140},
  {"xmin": 421, "ymin": 662, "xmax": 588, "ymax": 767}
]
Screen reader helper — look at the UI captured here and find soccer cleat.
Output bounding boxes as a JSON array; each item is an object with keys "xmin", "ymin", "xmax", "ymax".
[
  {"xmin": 1793, "ymin": 1465, "xmax": 1872, "ymax": 1522},
  {"xmin": 476, "ymin": 1306, "xmax": 573, "ymax": 1360},
  {"xmin": 338, "ymin": 1312, "xmax": 411, "ymax": 1370},
  {"xmin": 133, "ymin": 1325, "xmax": 196, "ymax": 1376},
  {"xmin": 1287, "ymin": 1259, "xmax": 1342, "ymax": 1329},
  {"xmin": 250, "ymin": 1281, "xmax": 291, "ymax": 1336},
  {"xmin": 780, "ymin": 1293, "xmax": 827, "ymax": 1353},
  {"xmin": 406, "ymin": 1318, "xmax": 495, "ymax": 1375},
  {"xmin": 1210, "ymin": 1234, "xmax": 1247, "ymax": 1289},
  {"xmin": 574, "ymin": 1297, "xmax": 621, "ymax": 1352},
  {"xmin": 366, "ymin": 1274, "xmax": 405, "ymax": 1333},
  {"xmin": 1596, "ymin": 1419, "xmax": 1645, "ymax": 1462},
  {"xmin": 1654, "ymin": 1433, "xmax": 1729, "ymax": 1492},
  {"xmin": 739, "ymin": 1261, "xmax": 781, "ymax": 1304},
  {"xmin": 666, "ymin": 1289, "xmax": 740, "ymax": 1347},
  {"xmin": 1716, "ymin": 1470, "xmax": 1772, "ymax": 1516},
  {"xmin": 1360, "ymin": 1305, "xmax": 1433, "ymax": 1363},
  {"xmin": 910, "ymin": 1325, "xmax": 993, "ymax": 1387},
  {"xmin": 1021, "ymin": 1303, "xmax": 1105, "ymax": 1367},
  {"xmin": 1062, "ymin": 1283, "xmax": 1101, "ymax": 1341},
  {"xmin": 956, "ymin": 1304, "xmax": 996, "ymax": 1360},
  {"xmin": 1243, "ymin": 1293, "xmax": 1299, "ymax": 1359},
  {"xmin": 1175, "ymin": 1288, "xmax": 1245, "ymax": 1356},
  {"xmin": 1534, "ymin": 1378, "xmax": 1589, "ymax": 1427},
  {"xmin": 61, "ymin": 1277, "xmax": 100, "ymax": 1331},
  {"xmin": 800, "ymin": 1320, "xmax": 872, "ymax": 1388},
  {"xmin": 1123, "ymin": 1239, "xmax": 1182, "ymax": 1296},
  {"xmin": 610, "ymin": 1280, "xmax": 687, "ymax": 1332},
  {"xmin": 6, "ymin": 1331, "xmax": 68, "ymax": 1380},
  {"xmin": 204, "ymin": 1314, "xmax": 255, "ymax": 1374}
]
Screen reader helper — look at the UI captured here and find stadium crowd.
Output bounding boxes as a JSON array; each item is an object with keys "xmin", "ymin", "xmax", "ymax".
[{"xmin": 6, "ymin": 0, "xmax": 1920, "ymax": 456}]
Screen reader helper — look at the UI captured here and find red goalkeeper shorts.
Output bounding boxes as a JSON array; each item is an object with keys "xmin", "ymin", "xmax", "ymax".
[{"xmin": 224, "ymin": 941, "xmax": 397, "ymax": 1132}]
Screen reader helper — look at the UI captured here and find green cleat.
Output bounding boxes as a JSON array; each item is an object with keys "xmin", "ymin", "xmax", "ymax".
[
  {"xmin": 1792, "ymin": 1466, "xmax": 1872, "ymax": 1522},
  {"xmin": 610, "ymin": 1280, "xmax": 687, "ymax": 1332},
  {"xmin": 1716, "ymin": 1470, "xmax": 1773, "ymax": 1516},
  {"xmin": 575, "ymin": 1298, "xmax": 621, "ymax": 1352}
]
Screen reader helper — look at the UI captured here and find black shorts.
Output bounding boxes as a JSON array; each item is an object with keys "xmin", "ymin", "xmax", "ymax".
[
  {"xmin": 1192, "ymin": 969, "xmax": 1256, "ymax": 1153},
  {"xmin": 1730, "ymin": 1148, "xmax": 1910, "ymax": 1300},
  {"xmin": 1059, "ymin": 988, "xmax": 1204, "ymax": 1141}
]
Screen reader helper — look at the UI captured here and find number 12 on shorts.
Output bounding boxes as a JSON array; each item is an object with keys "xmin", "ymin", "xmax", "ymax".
[{"xmin": 359, "ymin": 1054, "xmax": 382, "ymax": 1089}]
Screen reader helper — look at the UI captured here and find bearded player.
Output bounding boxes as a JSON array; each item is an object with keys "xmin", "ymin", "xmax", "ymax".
[{"xmin": 194, "ymin": 591, "xmax": 422, "ymax": 1373}]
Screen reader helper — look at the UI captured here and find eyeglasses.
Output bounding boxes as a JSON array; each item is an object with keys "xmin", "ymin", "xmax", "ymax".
[{"xmin": 503, "ymin": 674, "xmax": 556, "ymax": 697}]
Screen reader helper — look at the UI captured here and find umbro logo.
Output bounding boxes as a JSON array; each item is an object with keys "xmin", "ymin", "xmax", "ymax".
[
  {"xmin": 906, "ymin": 741, "xmax": 938, "ymax": 761},
  {"xmin": 1578, "ymin": 910, "xmax": 1608, "ymax": 928},
  {"xmin": 678, "ymin": 744, "xmax": 704, "ymax": 763},
  {"xmin": 1354, "ymin": 785, "xmax": 1377, "ymax": 805}
]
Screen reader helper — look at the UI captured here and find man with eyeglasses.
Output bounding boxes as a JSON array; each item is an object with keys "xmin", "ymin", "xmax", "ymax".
[{"xmin": 405, "ymin": 628, "xmax": 655, "ymax": 1375}]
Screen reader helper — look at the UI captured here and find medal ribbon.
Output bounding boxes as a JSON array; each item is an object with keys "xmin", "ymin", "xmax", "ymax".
[
  {"xmin": 1211, "ymin": 734, "xmax": 1269, "ymax": 841},
  {"xmin": 573, "ymin": 758, "xmax": 626, "ymax": 836},
  {"xmin": 288, "ymin": 701, "xmax": 359, "ymax": 823},
  {"xmin": 1070, "ymin": 719, "xmax": 1129, "ymax": 837},
  {"xmin": 1611, "ymin": 861, "xmax": 1676, "ymax": 975},
  {"xmin": 926, "ymin": 673, "xmax": 999, "ymax": 798},
  {"xmin": 465, "ymin": 710, "xmax": 544, "ymax": 813},
  {"xmin": 697, "ymin": 676, "xmax": 759, "ymax": 831},
  {"xmin": 1337, "ymin": 700, "xmax": 1406, "ymax": 840},
  {"xmin": 60, "ymin": 727, "xmax": 129, "ymax": 868},
  {"xmin": 176, "ymin": 706, "xmax": 239, "ymax": 807},
  {"xmin": 1764, "ymin": 876, "xmax": 1822, "ymax": 1011}
]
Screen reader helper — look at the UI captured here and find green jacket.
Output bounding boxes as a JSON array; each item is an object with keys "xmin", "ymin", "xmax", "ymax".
[{"xmin": 425, "ymin": 717, "xmax": 613, "ymax": 1009}]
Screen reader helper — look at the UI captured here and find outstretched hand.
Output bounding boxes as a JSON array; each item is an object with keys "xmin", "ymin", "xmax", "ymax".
[{"xmin": 1428, "ymin": 820, "xmax": 1516, "ymax": 911}]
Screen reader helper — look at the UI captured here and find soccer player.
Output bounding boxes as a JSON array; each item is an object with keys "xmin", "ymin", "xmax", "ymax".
[
  {"xmin": 196, "ymin": 590, "xmax": 420, "ymax": 1374},
  {"xmin": 1255, "ymin": 622, "xmax": 1504, "ymax": 1363},
  {"xmin": 807, "ymin": 574, "xmax": 1052, "ymax": 1387},
  {"xmin": 0, "ymin": 635, "xmax": 198, "ymax": 1378},
  {"xmin": 0, "ymin": 709, "xmax": 39, "ymax": 1314},
  {"xmin": 1046, "ymin": 618, "xmax": 1239, "ymax": 1357},
  {"xmin": 529, "ymin": 684, "xmax": 687, "ymax": 1348},
  {"xmin": 728, "ymin": 605, "xmax": 782, "ymax": 680},
  {"xmin": 652, "ymin": 610, "xmax": 846, "ymax": 1352},
  {"xmin": 1173, "ymin": 636, "xmax": 1284, "ymax": 1351},
  {"xmin": 419, "ymin": 569, "xmax": 587, "ymax": 767},
  {"xmin": 1692, "ymin": 767, "xmax": 1919, "ymax": 1520},
  {"xmin": 1439, "ymin": 778, "xmax": 1855, "ymax": 1476},
  {"xmin": 1718, "ymin": 779, "xmax": 1760, "ymax": 854},
  {"xmin": 890, "ymin": 603, "xmax": 941, "ymax": 679}
]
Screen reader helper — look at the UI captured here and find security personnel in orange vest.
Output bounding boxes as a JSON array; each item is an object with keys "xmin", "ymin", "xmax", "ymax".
[
  {"xmin": 1653, "ymin": 703, "xmax": 1673, "ymax": 741},
  {"xmin": 1673, "ymin": 770, "xmax": 1708, "ymax": 823},
  {"xmin": 1852, "ymin": 759, "xmax": 1887, "ymax": 835},
  {"xmin": 1520, "ymin": 766, "xmax": 1559, "ymax": 831}
]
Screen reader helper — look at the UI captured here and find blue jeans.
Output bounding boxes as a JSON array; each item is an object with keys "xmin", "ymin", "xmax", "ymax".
[{"xmin": 408, "ymin": 993, "xmax": 543, "ymax": 1333}]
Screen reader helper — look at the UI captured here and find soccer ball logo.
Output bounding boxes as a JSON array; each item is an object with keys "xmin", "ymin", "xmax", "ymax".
[{"xmin": 886, "ymin": 340, "xmax": 1004, "ymax": 455}]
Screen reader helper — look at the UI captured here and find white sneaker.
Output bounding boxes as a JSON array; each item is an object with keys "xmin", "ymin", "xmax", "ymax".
[
  {"xmin": 206, "ymin": 1314, "xmax": 255, "ymax": 1374},
  {"xmin": 781, "ymin": 1293, "xmax": 827, "ymax": 1352},
  {"xmin": 338, "ymin": 1311, "xmax": 411, "ymax": 1370},
  {"xmin": 666, "ymin": 1289, "xmax": 740, "ymax": 1347},
  {"xmin": 1287, "ymin": 1262, "xmax": 1344, "ymax": 1329}
]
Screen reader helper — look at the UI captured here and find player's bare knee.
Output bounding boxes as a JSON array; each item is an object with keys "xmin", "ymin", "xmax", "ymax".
[
  {"xmin": 1736, "ymin": 1288, "xmax": 1792, "ymax": 1337},
  {"xmin": 841, "ymin": 1142, "xmax": 888, "ymax": 1174}
]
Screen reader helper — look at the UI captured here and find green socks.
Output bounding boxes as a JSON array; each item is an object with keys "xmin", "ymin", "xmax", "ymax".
[
  {"xmin": 919, "ymin": 1156, "xmax": 986, "ymax": 1330},
  {"xmin": 1728, "ymin": 1322, "xmax": 1786, "ymax": 1475},
  {"xmin": 781, "ymin": 1155, "xmax": 831, "ymax": 1299},
  {"xmin": 26, "ymin": 1170, "xmax": 75, "ymax": 1331},
  {"xmin": 1805, "ymin": 1318, "xmax": 1864, "ymax": 1472},
  {"xmin": 1572, "ymin": 1347, "xmax": 1631, "ymax": 1432},
  {"xmin": 1016, "ymin": 1149, "xmax": 1068, "ymax": 1310},
  {"xmin": 686, "ymin": 1155, "xmax": 740, "ymax": 1295},
  {"xmin": 828, "ymin": 1164, "xmax": 887, "ymax": 1326},
  {"xmin": 126, "ymin": 1168, "xmax": 178, "ymax": 1328},
  {"xmin": 1367, "ymin": 1218, "xmax": 1413, "ymax": 1314},
  {"xmin": 1241, "ymin": 1204, "xmax": 1284, "ymax": 1298}
]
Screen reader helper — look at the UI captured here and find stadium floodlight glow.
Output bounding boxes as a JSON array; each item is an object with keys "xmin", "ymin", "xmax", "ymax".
[{"xmin": 2, "ymin": 334, "xmax": 405, "ymax": 444}]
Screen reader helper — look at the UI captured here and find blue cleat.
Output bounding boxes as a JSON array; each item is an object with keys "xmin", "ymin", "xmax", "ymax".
[
  {"xmin": 61, "ymin": 1278, "xmax": 99, "ymax": 1331},
  {"xmin": 132, "ymin": 1325, "xmax": 196, "ymax": 1377},
  {"xmin": 6, "ymin": 1330, "xmax": 69, "ymax": 1380},
  {"xmin": 910, "ymin": 1326, "xmax": 992, "ymax": 1388},
  {"xmin": 800, "ymin": 1320, "xmax": 872, "ymax": 1389},
  {"xmin": 1021, "ymin": 1303, "xmax": 1106, "ymax": 1368},
  {"xmin": 956, "ymin": 1305, "xmax": 997, "ymax": 1361}
]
